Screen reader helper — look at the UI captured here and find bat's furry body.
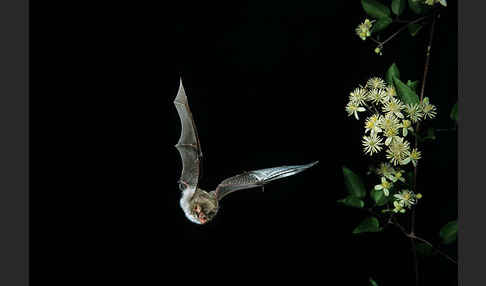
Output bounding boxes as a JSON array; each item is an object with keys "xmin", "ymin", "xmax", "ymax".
[{"xmin": 174, "ymin": 78, "xmax": 318, "ymax": 224}]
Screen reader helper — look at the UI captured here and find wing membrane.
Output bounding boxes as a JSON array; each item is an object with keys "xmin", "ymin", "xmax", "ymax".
[
  {"xmin": 174, "ymin": 79, "xmax": 203, "ymax": 190},
  {"xmin": 215, "ymin": 161, "xmax": 318, "ymax": 200}
]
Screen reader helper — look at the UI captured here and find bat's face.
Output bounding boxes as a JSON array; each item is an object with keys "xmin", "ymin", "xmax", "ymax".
[{"xmin": 188, "ymin": 189, "xmax": 219, "ymax": 224}]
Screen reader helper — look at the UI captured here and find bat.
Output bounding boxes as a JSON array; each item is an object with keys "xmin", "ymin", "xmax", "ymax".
[{"xmin": 174, "ymin": 78, "xmax": 318, "ymax": 224}]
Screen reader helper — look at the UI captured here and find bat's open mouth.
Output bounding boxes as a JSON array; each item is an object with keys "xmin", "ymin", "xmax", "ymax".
[
  {"xmin": 193, "ymin": 204, "xmax": 208, "ymax": 224},
  {"xmin": 197, "ymin": 215, "xmax": 207, "ymax": 224}
]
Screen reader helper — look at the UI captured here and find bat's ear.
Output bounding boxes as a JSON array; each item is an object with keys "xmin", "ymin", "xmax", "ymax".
[{"xmin": 178, "ymin": 181, "xmax": 186, "ymax": 191}]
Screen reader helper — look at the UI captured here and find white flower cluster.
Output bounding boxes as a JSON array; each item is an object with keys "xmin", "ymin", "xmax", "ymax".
[
  {"xmin": 371, "ymin": 162, "xmax": 423, "ymax": 213},
  {"xmin": 346, "ymin": 76, "xmax": 437, "ymax": 209},
  {"xmin": 392, "ymin": 190, "xmax": 422, "ymax": 213},
  {"xmin": 355, "ymin": 19, "xmax": 374, "ymax": 41},
  {"xmin": 345, "ymin": 77, "xmax": 437, "ymax": 168},
  {"xmin": 419, "ymin": 0, "xmax": 447, "ymax": 7}
]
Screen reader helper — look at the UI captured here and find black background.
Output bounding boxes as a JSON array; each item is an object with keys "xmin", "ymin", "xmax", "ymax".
[{"xmin": 30, "ymin": 1, "xmax": 457, "ymax": 285}]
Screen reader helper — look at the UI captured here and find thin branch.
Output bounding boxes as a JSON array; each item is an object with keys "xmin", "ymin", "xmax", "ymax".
[
  {"xmin": 371, "ymin": 14, "xmax": 432, "ymax": 48},
  {"xmin": 419, "ymin": 12, "xmax": 438, "ymax": 102},
  {"xmin": 408, "ymin": 234, "xmax": 458, "ymax": 265},
  {"xmin": 369, "ymin": 37, "xmax": 381, "ymax": 45},
  {"xmin": 410, "ymin": 207, "xmax": 419, "ymax": 285},
  {"xmin": 411, "ymin": 238, "xmax": 420, "ymax": 285},
  {"xmin": 409, "ymin": 11, "xmax": 439, "ymax": 286},
  {"xmin": 390, "ymin": 218, "xmax": 457, "ymax": 265},
  {"xmin": 414, "ymin": 10, "xmax": 439, "ymax": 142}
]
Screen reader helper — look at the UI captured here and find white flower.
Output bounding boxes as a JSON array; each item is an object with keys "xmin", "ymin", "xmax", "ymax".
[
  {"xmin": 404, "ymin": 103, "xmax": 424, "ymax": 123},
  {"xmin": 374, "ymin": 46, "xmax": 383, "ymax": 56},
  {"xmin": 346, "ymin": 102, "xmax": 366, "ymax": 120},
  {"xmin": 421, "ymin": 97, "xmax": 437, "ymax": 119},
  {"xmin": 400, "ymin": 119, "xmax": 413, "ymax": 137},
  {"xmin": 366, "ymin": 77, "xmax": 387, "ymax": 90},
  {"xmin": 390, "ymin": 169, "xmax": 406, "ymax": 183},
  {"xmin": 425, "ymin": 0, "xmax": 445, "ymax": 6},
  {"xmin": 386, "ymin": 137, "xmax": 411, "ymax": 166},
  {"xmin": 349, "ymin": 87, "xmax": 368, "ymax": 106},
  {"xmin": 402, "ymin": 148, "xmax": 422, "ymax": 166},
  {"xmin": 364, "ymin": 114, "xmax": 382, "ymax": 134},
  {"xmin": 382, "ymin": 97, "xmax": 405, "ymax": 118},
  {"xmin": 393, "ymin": 190, "xmax": 416, "ymax": 208},
  {"xmin": 375, "ymin": 177, "xmax": 392, "ymax": 196},
  {"xmin": 362, "ymin": 133, "xmax": 384, "ymax": 155},
  {"xmin": 356, "ymin": 19, "xmax": 374, "ymax": 40},
  {"xmin": 379, "ymin": 113, "xmax": 400, "ymax": 145},
  {"xmin": 367, "ymin": 88, "xmax": 387, "ymax": 105},
  {"xmin": 393, "ymin": 200, "xmax": 406, "ymax": 213},
  {"xmin": 376, "ymin": 162, "xmax": 396, "ymax": 181},
  {"xmin": 384, "ymin": 85, "xmax": 397, "ymax": 102}
]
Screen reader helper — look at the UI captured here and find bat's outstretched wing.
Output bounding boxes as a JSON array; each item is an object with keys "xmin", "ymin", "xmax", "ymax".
[
  {"xmin": 174, "ymin": 78, "xmax": 203, "ymax": 191},
  {"xmin": 214, "ymin": 161, "xmax": 318, "ymax": 201}
]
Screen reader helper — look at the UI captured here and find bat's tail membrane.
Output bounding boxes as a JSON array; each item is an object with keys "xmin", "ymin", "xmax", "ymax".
[{"xmin": 250, "ymin": 161, "xmax": 319, "ymax": 183}]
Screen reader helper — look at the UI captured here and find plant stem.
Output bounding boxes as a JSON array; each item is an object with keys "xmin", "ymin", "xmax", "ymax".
[
  {"xmin": 370, "ymin": 13, "xmax": 432, "ymax": 48},
  {"xmin": 411, "ymin": 237, "xmax": 419, "ymax": 285},
  {"xmin": 391, "ymin": 218, "xmax": 457, "ymax": 264},
  {"xmin": 412, "ymin": 9, "xmax": 438, "ymax": 226},
  {"xmin": 409, "ymin": 10, "xmax": 439, "ymax": 286},
  {"xmin": 408, "ymin": 234, "xmax": 458, "ymax": 265}
]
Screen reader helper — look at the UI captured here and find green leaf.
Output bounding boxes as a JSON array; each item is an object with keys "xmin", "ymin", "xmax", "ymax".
[
  {"xmin": 440, "ymin": 220, "xmax": 458, "ymax": 244},
  {"xmin": 385, "ymin": 62, "xmax": 400, "ymax": 84},
  {"xmin": 342, "ymin": 166, "xmax": 366, "ymax": 198},
  {"xmin": 353, "ymin": 216, "xmax": 381, "ymax": 234},
  {"xmin": 393, "ymin": 77, "xmax": 420, "ymax": 105},
  {"xmin": 416, "ymin": 242, "xmax": 434, "ymax": 257},
  {"xmin": 392, "ymin": 0, "xmax": 406, "ymax": 15},
  {"xmin": 450, "ymin": 102, "xmax": 458, "ymax": 121},
  {"xmin": 372, "ymin": 17, "xmax": 393, "ymax": 34},
  {"xmin": 408, "ymin": 0, "xmax": 425, "ymax": 14},
  {"xmin": 371, "ymin": 188, "xmax": 389, "ymax": 206},
  {"xmin": 406, "ymin": 80, "xmax": 419, "ymax": 92},
  {"xmin": 408, "ymin": 23, "xmax": 423, "ymax": 36},
  {"xmin": 369, "ymin": 277, "xmax": 379, "ymax": 286},
  {"xmin": 362, "ymin": 0, "xmax": 392, "ymax": 19},
  {"xmin": 338, "ymin": 195, "xmax": 365, "ymax": 208}
]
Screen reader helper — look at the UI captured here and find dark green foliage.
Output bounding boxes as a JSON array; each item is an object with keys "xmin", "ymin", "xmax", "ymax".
[
  {"xmin": 416, "ymin": 242, "xmax": 434, "ymax": 257},
  {"xmin": 353, "ymin": 216, "xmax": 382, "ymax": 234},
  {"xmin": 371, "ymin": 188, "xmax": 389, "ymax": 206},
  {"xmin": 372, "ymin": 17, "xmax": 393, "ymax": 34},
  {"xmin": 369, "ymin": 277, "xmax": 379, "ymax": 286},
  {"xmin": 408, "ymin": 23, "xmax": 423, "ymax": 36},
  {"xmin": 406, "ymin": 79, "xmax": 419, "ymax": 92},
  {"xmin": 343, "ymin": 166, "xmax": 367, "ymax": 198},
  {"xmin": 408, "ymin": 0, "xmax": 425, "ymax": 14},
  {"xmin": 450, "ymin": 102, "xmax": 458, "ymax": 121},
  {"xmin": 362, "ymin": 0, "xmax": 392, "ymax": 19},
  {"xmin": 393, "ymin": 76, "xmax": 420, "ymax": 104},
  {"xmin": 338, "ymin": 195, "xmax": 365, "ymax": 208},
  {"xmin": 391, "ymin": 0, "xmax": 407, "ymax": 16},
  {"xmin": 439, "ymin": 220, "xmax": 458, "ymax": 244},
  {"xmin": 385, "ymin": 62, "xmax": 400, "ymax": 84}
]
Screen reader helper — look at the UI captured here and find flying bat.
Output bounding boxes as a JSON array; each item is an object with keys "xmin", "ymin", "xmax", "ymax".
[{"xmin": 174, "ymin": 78, "xmax": 318, "ymax": 224}]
